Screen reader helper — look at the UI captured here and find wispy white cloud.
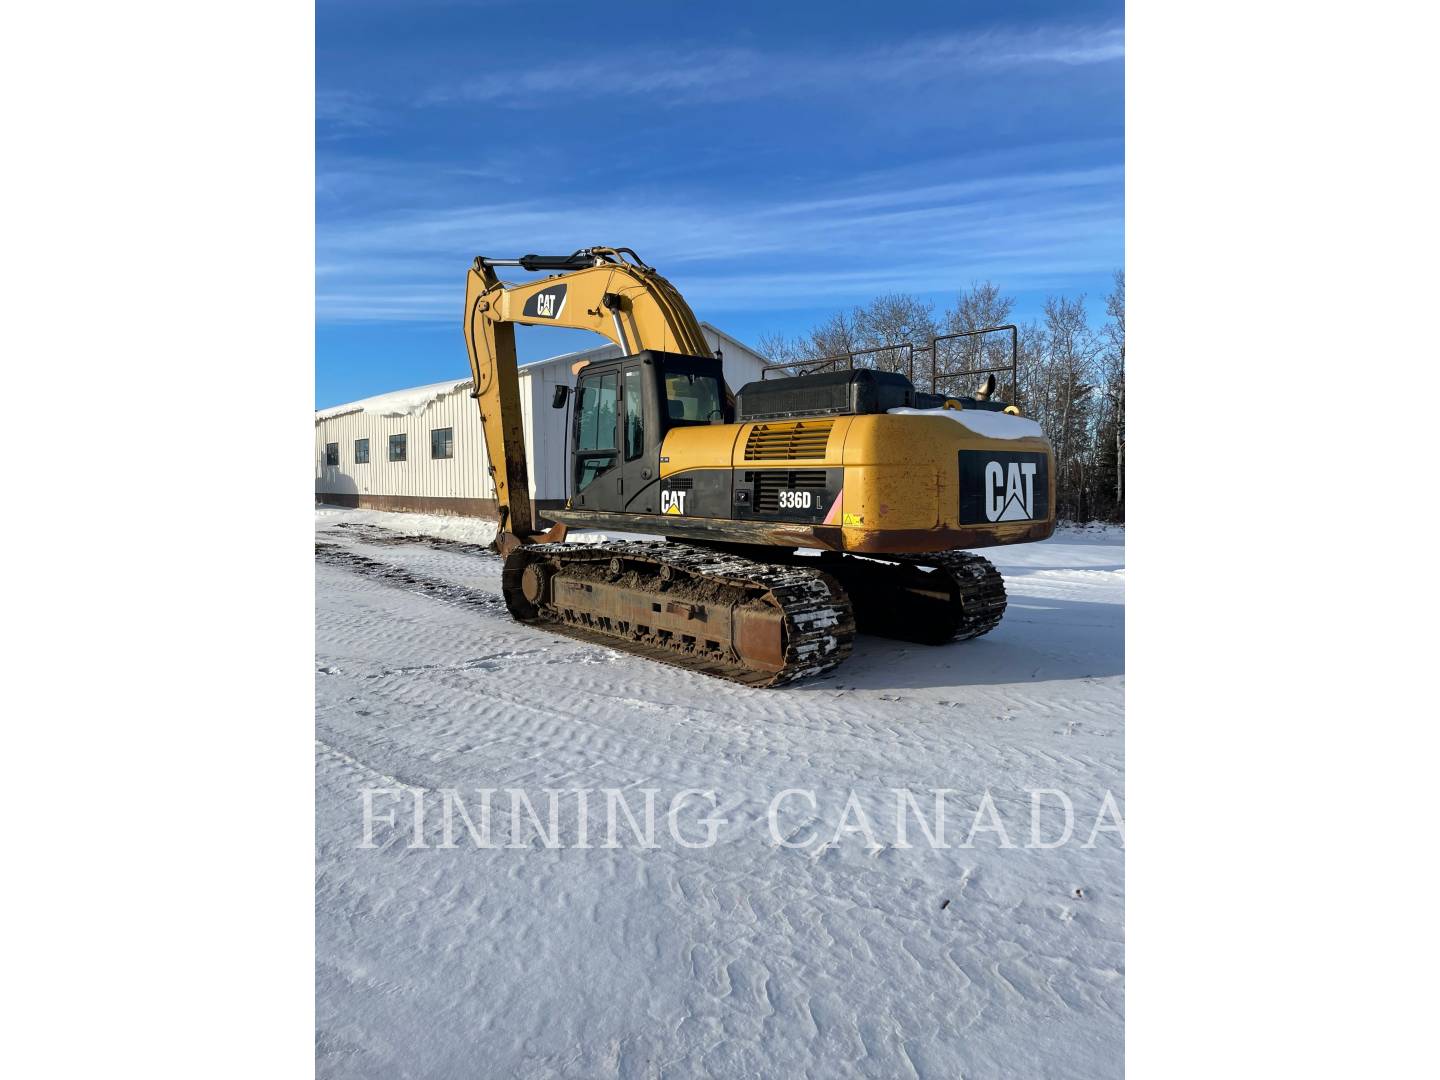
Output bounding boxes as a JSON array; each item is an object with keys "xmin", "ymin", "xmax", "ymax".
[
  {"xmin": 417, "ymin": 24, "xmax": 1123, "ymax": 108},
  {"xmin": 315, "ymin": 90, "xmax": 390, "ymax": 138},
  {"xmin": 316, "ymin": 156, "xmax": 1123, "ymax": 322}
]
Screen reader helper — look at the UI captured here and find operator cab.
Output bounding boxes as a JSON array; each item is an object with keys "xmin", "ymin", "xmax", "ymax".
[{"xmin": 555, "ymin": 349, "xmax": 731, "ymax": 515}]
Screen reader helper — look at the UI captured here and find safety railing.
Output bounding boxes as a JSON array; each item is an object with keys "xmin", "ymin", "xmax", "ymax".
[
  {"xmin": 758, "ymin": 326, "xmax": 1020, "ymax": 404},
  {"xmin": 761, "ymin": 342, "xmax": 915, "ymax": 382},
  {"xmin": 928, "ymin": 324, "xmax": 1018, "ymax": 400}
]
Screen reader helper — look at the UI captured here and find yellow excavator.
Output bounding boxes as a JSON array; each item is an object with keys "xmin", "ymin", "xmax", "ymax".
[{"xmin": 463, "ymin": 246, "xmax": 1055, "ymax": 686}]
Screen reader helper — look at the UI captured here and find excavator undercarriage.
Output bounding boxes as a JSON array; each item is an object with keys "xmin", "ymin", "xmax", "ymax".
[
  {"xmin": 502, "ymin": 541, "xmax": 856, "ymax": 687},
  {"xmin": 501, "ymin": 541, "xmax": 1006, "ymax": 686}
]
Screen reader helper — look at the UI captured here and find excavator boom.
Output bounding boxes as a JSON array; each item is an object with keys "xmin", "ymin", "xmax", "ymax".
[{"xmin": 462, "ymin": 247, "xmax": 708, "ymax": 540}]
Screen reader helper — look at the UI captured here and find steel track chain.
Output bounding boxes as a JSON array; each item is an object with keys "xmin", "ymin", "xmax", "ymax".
[
  {"xmin": 881, "ymin": 550, "xmax": 1008, "ymax": 640},
  {"xmin": 502, "ymin": 541, "xmax": 855, "ymax": 687}
]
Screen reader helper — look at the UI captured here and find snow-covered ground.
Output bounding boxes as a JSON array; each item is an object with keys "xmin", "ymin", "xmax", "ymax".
[{"xmin": 316, "ymin": 507, "xmax": 1124, "ymax": 1078}]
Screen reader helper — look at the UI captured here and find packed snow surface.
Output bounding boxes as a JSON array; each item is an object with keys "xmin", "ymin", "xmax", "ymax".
[
  {"xmin": 887, "ymin": 406, "xmax": 1046, "ymax": 440},
  {"xmin": 315, "ymin": 506, "xmax": 500, "ymax": 546},
  {"xmin": 316, "ymin": 508, "xmax": 1124, "ymax": 1077}
]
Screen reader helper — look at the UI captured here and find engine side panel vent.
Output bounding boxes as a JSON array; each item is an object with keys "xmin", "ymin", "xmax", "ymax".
[{"xmin": 743, "ymin": 421, "xmax": 834, "ymax": 462}]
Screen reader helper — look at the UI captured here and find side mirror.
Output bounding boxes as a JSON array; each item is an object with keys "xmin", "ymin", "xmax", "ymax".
[{"xmin": 551, "ymin": 385, "xmax": 572, "ymax": 409}]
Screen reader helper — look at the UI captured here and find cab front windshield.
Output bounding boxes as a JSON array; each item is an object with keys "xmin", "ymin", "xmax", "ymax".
[{"xmin": 663, "ymin": 372, "xmax": 724, "ymax": 425}]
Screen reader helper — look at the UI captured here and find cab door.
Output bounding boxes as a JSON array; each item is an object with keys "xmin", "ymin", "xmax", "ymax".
[
  {"xmin": 618, "ymin": 362, "xmax": 662, "ymax": 514},
  {"xmin": 571, "ymin": 365, "xmax": 622, "ymax": 511}
]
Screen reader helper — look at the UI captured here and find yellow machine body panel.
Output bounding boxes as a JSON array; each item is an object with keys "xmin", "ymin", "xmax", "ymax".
[
  {"xmin": 660, "ymin": 422, "xmax": 748, "ymax": 474},
  {"xmin": 643, "ymin": 412, "xmax": 1054, "ymax": 554},
  {"xmin": 836, "ymin": 414, "xmax": 1055, "ymax": 550}
]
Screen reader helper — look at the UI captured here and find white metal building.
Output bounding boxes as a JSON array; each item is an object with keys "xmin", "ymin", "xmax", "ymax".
[{"xmin": 315, "ymin": 323, "xmax": 769, "ymax": 520}]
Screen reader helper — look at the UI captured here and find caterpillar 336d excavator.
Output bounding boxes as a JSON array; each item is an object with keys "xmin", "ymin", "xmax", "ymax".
[{"xmin": 463, "ymin": 246, "xmax": 1055, "ymax": 687}]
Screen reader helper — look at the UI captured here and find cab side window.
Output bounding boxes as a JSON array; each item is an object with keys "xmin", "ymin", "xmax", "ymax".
[{"xmin": 623, "ymin": 368, "xmax": 644, "ymax": 461}]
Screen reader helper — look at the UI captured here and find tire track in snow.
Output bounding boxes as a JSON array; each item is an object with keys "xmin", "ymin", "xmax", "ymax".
[{"xmin": 316, "ymin": 542, "xmax": 510, "ymax": 619}]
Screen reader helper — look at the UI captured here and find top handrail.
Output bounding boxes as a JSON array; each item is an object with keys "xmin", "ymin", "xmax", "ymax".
[
  {"xmin": 761, "ymin": 342, "xmax": 915, "ymax": 381},
  {"xmin": 757, "ymin": 324, "xmax": 1021, "ymax": 402},
  {"xmin": 928, "ymin": 324, "xmax": 1018, "ymax": 397}
]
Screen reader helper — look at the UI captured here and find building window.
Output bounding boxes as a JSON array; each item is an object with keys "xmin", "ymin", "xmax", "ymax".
[
  {"xmin": 389, "ymin": 434, "xmax": 407, "ymax": 462},
  {"xmin": 354, "ymin": 438, "xmax": 369, "ymax": 464},
  {"xmin": 431, "ymin": 427, "xmax": 454, "ymax": 460},
  {"xmin": 324, "ymin": 442, "xmax": 339, "ymax": 467}
]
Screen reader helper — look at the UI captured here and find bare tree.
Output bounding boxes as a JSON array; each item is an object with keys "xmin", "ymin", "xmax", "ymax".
[
  {"xmin": 850, "ymin": 294, "xmax": 938, "ymax": 377},
  {"xmin": 936, "ymin": 282, "xmax": 1018, "ymax": 396},
  {"xmin": 1039, "ymin": 295, "xmax": 1102, "ymax": 519},
  {"xmin": 754, "ymin": 331, "xmax": 812, "ymax": 374},
  {"xmin": 807, "ymin": 310, "xmax": 861, "ymax": 365},
  {"xmin": 1094, "ymin": 271, "xmax": 1125, "ymax": 520},
  {"xmin": 1013, "ymin": 321, "xmax": 1048, "ymax": 415},
  {"xmin": 1104, "ymin": 271, "xmax": 1125, "ymax": 356}
]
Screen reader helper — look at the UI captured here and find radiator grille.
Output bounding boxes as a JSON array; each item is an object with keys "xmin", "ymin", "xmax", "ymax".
[
  {"xmin": 754, "ymin": 470, "xmax": 827, "ymax": 512},
  {"xmin": 743, "ymin": 420, "xmax": 834, "ymax": 462}
]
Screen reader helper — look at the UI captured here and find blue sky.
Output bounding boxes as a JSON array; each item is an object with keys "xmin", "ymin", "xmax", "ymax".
[{"xmin": 316, "ymin": 0, "xmax": 1124, "ymax": 407}]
